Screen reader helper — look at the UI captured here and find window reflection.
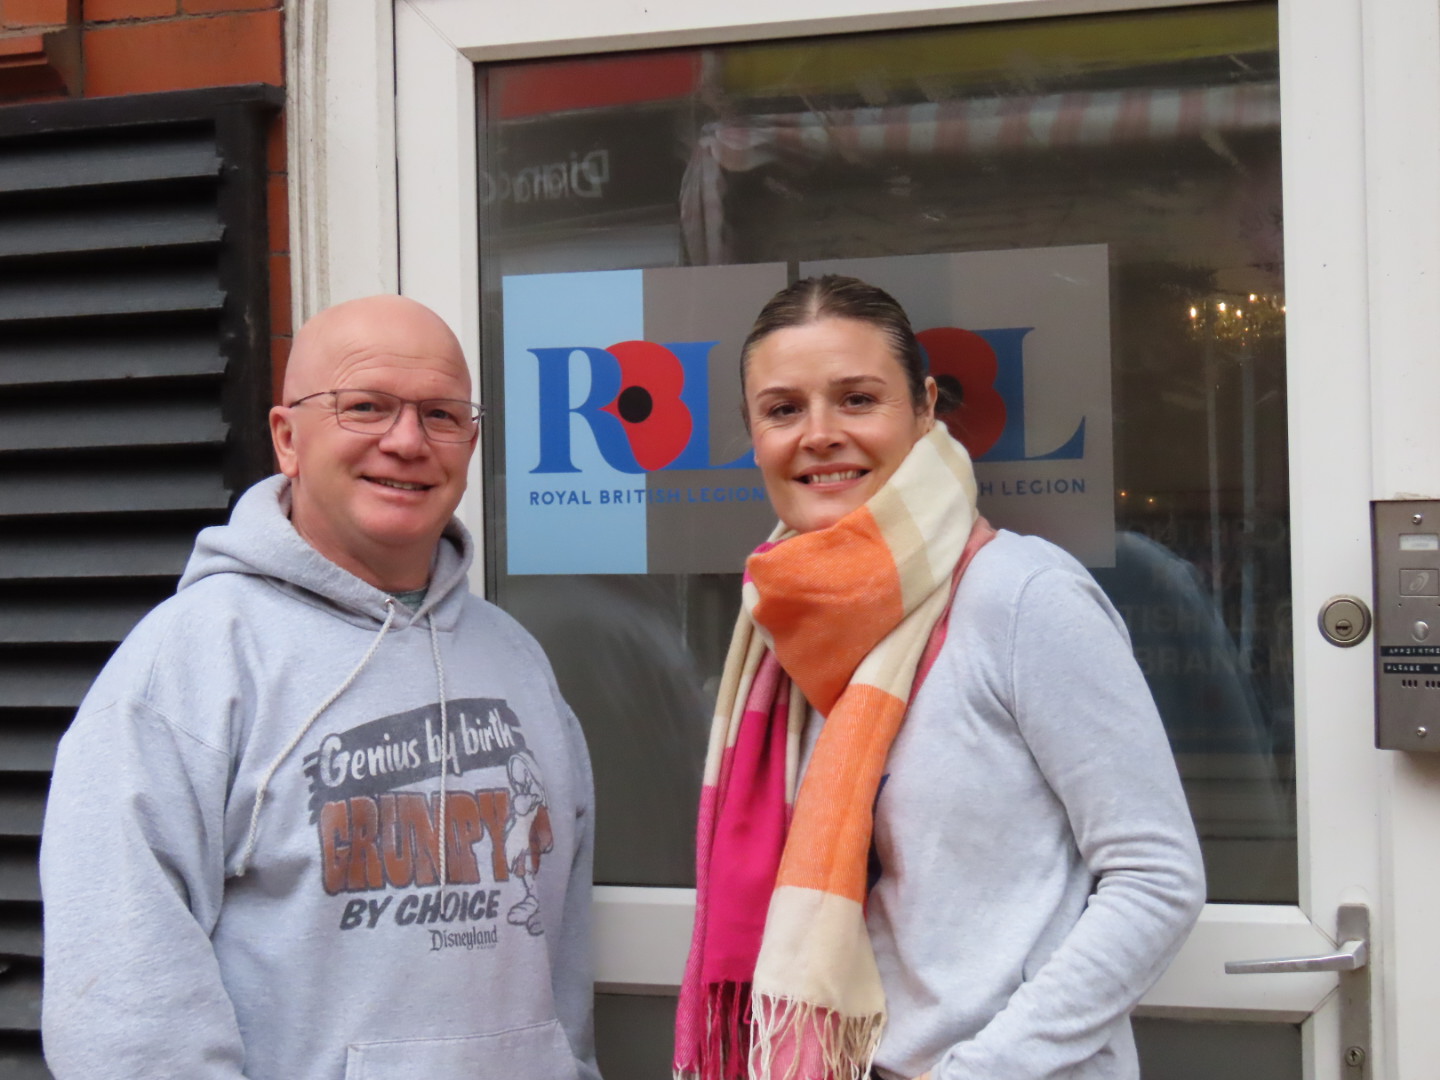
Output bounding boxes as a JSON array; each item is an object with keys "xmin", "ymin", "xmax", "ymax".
[{"xmin": 478, "ymin": 1, "xmax": 1291, "ymax": 901}]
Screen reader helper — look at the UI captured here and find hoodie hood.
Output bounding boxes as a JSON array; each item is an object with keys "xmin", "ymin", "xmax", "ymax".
[{"xmin": 178, "ymin": 475, "xmax": 475, "ymax": 631}]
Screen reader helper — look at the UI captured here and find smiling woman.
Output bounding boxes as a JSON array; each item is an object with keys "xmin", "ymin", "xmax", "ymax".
[{"xmin": 675, "ymin": 275, "xmax": 1206, "ymax": 1080}]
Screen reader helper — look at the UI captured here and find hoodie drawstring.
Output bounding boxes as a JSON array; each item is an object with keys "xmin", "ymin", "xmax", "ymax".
[
  {"xmin": 428, "ymin": 611, "xmax": 449, "ymax": 897},
  {"xmin": 236, "ymin": 598, "xmax": 399, "ymax": 876}
]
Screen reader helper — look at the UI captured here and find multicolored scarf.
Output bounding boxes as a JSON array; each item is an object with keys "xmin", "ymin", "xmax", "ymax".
[{"xmin": 675, "ymin": 425, "xmax": 995, "ymax": 1080}]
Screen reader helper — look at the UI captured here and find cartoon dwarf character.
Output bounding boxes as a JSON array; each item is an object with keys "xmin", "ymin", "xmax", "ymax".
[{"xmin": 503, "ymin": 751, "xmax": 553, "ymax": 935}]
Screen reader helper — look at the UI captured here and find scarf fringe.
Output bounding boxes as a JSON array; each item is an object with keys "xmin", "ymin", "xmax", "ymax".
[
  {"xmin": 749, "ymin": 992, "xmax": 885, "ymax": 1080},
  {"xmin": 674, "ymin": 981, "xmax": 753, "ymax": 1080},
  {"xmin": 675, "ymin": 983, "xmax": 882, "ymax": 1080}
]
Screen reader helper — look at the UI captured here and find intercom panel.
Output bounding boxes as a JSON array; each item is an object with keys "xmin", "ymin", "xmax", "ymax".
[{"xmin": 1373, "ymin": 499, "xmax": 1440, "ymax": 750}]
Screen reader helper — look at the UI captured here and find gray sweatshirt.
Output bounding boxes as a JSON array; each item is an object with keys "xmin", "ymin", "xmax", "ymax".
[
  {"xmin": 40, "ymin": 476, "xmax": 600, "ymax": 1080},
  {"xmin": 804, "ymin": 530, "xmax": 1205, "ymax": 1079}
]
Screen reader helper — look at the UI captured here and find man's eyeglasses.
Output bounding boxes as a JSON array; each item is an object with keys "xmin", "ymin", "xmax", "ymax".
[{"xmin": 287, "ymin": 389, "xmax": 482, "ymax": 443}]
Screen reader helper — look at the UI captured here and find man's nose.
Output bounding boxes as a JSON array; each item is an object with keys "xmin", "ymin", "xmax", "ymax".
[{"xmin": 378, "ymin": 402, "xmax": 430, "ymax": 455}]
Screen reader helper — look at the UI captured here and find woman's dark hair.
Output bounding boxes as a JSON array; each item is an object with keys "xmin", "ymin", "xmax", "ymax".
[{"xmin": 740, "ymin": 275, "xmax": 952, "ymax": 417}]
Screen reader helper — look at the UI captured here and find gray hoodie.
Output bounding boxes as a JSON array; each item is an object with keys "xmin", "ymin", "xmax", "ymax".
[{"xmin": 40, "ymin": 476, "xmax": 600, "ymax": 1080}]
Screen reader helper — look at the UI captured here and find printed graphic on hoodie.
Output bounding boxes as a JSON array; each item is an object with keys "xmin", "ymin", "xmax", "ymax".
[{"xmin": 303, "ymin": 697, "xmax": 553, "ymax": 944}]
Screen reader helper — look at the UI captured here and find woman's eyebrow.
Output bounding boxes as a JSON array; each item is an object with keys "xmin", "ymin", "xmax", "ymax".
[
  {"xmin": 754, "ymin": 375, "xmax": 887, "ymax": 397},
  {"xmin": 751, "ymin": 384, "xmax": 799, "ymax": 400}
]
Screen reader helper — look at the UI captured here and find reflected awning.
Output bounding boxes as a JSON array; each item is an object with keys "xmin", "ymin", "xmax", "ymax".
[
  {"xmin": 682, "ymin": 82, "xmax": 1279, "ymax": 262},
  {"xmin": 705, "ymin": 83, "xmax": 1279, "ymax": 170}
]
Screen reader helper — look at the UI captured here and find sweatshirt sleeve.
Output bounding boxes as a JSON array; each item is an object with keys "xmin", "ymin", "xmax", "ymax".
[
  {"xmin": 40, "ymin": 693, "xmax": 249, "ymax": 1080},
  {"xmin": 551, "ymin": 702, "xmax": 601, "ymax": 1080},
  {"xmin": 931, "ymin": 565, "xmax": 1206, "ymax": 1080}
]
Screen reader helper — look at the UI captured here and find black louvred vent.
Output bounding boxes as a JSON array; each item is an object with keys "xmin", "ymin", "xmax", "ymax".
[{"xmin": 0, "ymin": 85, "xmax": 281, "ymax": 1077}]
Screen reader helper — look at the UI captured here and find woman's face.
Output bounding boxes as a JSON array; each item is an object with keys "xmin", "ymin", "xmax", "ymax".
[{"xmin": 744, "ymin": 317, "xmax": 936, "ymax": 534}]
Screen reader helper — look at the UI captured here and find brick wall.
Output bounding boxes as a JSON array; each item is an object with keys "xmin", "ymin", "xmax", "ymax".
[{"xmin": 0, "ymin": 0, "xmax": 291, "ymax": 399}]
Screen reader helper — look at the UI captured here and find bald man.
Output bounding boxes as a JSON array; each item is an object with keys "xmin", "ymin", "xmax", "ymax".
[{"xmin": 40, "ymin": 297, "xmax": 600, "ymax": 1080}]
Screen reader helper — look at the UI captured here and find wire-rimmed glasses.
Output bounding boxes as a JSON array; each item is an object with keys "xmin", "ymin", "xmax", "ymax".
[{"xmin": 287, "ymin": 389, "xmax": 482, "ymax": 443}]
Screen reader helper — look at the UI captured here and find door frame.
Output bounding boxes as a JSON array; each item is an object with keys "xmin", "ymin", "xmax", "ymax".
[{"xmin": 286, "ymin": 0, "xmax": 1440, "ymax": 1074}]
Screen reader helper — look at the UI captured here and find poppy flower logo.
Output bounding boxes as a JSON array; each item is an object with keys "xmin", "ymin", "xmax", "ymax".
[
  {"xmin": 596, "ymin": 340, "xmax": 693, "ymax": 471},
  {"xmin": 917, "ymin": 326, "xmax": 1009, "ymax": 460},
  {"xmin": 918, "ymin": 325, "xmax": 1085, "ymax": 463}
]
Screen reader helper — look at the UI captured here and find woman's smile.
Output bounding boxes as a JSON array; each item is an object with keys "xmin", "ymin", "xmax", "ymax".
[{"xmin": 796, "ymin": 467, "xmax": 868, "ymax": 486}]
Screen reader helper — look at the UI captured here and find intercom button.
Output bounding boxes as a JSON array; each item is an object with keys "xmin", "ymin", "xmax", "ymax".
[{"xmin": 1400, "ymin": 568, "xmax": 1440, "ymax": 596}]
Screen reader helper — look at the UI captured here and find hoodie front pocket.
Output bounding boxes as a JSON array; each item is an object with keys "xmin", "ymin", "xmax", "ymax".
[{"xmin": 344, "ymin": 1019, "xmax": 577, "ymax": 1080}]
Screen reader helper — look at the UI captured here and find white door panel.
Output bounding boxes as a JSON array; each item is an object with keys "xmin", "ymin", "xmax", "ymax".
[{"xmin": 593, "ymin": 886, "xmax": 693, "ymax": 993}]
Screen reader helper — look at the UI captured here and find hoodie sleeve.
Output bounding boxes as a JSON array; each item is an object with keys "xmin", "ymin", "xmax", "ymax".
[
  {"xmin": 930, "ymin": 565, "xmax": 1206, "ymax": 1080},
  {"xmin": 41, "ymin": 692, "xmax": 249, "ymax": 1079},
  {"xmin": 550, "ymin": 699, "xmax": 602, "ymax": 1080}
]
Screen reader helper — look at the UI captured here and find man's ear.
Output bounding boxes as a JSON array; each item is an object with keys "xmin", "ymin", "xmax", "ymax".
[{"xmin": 270, "ymin": 405, "xmax": 301, "ymax": 478}]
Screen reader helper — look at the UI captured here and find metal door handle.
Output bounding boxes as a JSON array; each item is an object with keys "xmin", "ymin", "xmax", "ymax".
[
  {"xmin": 1223, "ymin": 903, "xmax": 1371, "ymax": 1078},
  {"xmin": 1224, "ymin": 936, "xmax": 1367, "ymax": 974}
]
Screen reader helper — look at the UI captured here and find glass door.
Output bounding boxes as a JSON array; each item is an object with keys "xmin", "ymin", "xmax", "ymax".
[{"xmin": 392, "ymin": 1, "xmax": 1382, "ymax": 1076}]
